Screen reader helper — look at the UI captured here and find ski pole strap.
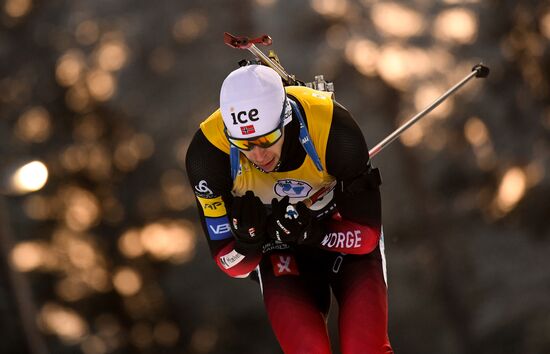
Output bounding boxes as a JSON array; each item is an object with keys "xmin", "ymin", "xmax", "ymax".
[{"xmin": 289, "ymin": 99, "xmax": 324, "ymax": 172}]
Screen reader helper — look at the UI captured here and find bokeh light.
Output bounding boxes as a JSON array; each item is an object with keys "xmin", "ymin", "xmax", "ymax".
[
  {"xmin": 310, "ymin": 0, "xmax": 349, "ymax": 18},
  {"xmin": 39, "ymin": 303, "xmax": 88, "ymax": 343},
  {"xmin": 371, "ymin": 2, "xmax": 425, "ymax": 38},
  {"xmin": 4, "ymin": 0, "xmax": 32, "ymax": 18},
  {"xmin": 493, "ymin": 167, "xmax": 528, "ymax": 216},
  {"xmin": 10, "ymin": 161, "xmax": 49, "ymax": 194},
  {"xmin": 56, "ymin": 50, "xmax": 86, "ymax": 87},
  {"xmin": 433, "ymin": 8, "xmax": 478, "ymax": 44},
  {"xmin": 15, "ymin": 106, "xmax": 52, "ymax": 143},
  {"xmin": 113, "ymin": 267, "xmax": 143, "ymax": 297},
  {"xmin": 10, "ymin": 241, "xmax": 47, "ymax": 272}
]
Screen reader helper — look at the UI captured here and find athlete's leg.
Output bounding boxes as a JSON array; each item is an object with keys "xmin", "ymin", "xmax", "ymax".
[
  {"xmin": 258, "ymin": 251, "xmax": 332, "ymax": 354},
  {"xmin": 332, "ymin": 248, "xmax": 393, "ymax": 354}
]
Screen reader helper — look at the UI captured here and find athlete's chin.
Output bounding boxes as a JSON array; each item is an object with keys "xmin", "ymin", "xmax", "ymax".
[{"xmin": 257, "ymin": 157, "xmax": 278, "ymax": 172}]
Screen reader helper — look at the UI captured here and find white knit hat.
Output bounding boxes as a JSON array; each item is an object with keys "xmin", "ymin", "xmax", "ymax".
[{"xmin": 220, "ymin": 65, "xmax": 290, "ymax": 139}]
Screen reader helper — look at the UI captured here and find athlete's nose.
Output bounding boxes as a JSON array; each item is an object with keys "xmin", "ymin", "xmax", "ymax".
[{"xmin": 249, "ymin": 146, "xmax": 268, "ymax": 161}]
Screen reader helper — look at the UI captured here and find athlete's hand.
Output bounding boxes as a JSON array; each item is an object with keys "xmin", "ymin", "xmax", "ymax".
[
  {"xmin": 229, "ymin": 191, "xmax": 267, "ymax": 253},
  {"xmin": 267, "ymin": 196, "xmax": 319, "ymax": 245}
]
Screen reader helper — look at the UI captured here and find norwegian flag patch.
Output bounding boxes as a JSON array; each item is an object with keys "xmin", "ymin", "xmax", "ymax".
[{"xmin": 240, "ymin": 125, "xmax": 255, "ymax": 135}]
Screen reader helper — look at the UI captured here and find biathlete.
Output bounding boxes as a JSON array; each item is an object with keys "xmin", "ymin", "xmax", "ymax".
[{"xmin": 186, "ymin": 64, "xmax": 393, "ymax": 354}]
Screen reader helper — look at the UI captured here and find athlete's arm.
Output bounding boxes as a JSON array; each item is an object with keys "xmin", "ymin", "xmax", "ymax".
[
  {"xmin": 318, "ymin": 102, "xmax": 383, "ymax": 254},
  {"xmin": 185, "ymin": 129, "xmax": 261, "ymax": 277}
]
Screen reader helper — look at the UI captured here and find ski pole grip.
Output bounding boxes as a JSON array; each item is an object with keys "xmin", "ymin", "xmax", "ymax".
[{"xmin": 224, "ymin": 32, "xmax": 272, "ymax": 49}]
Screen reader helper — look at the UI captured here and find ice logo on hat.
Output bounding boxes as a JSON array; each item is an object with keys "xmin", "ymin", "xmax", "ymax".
[
  {"xmin": 230, "ymin": 107, "xmax": 260, "ymax": 125},
  {"xmin": 274, "ymin": 179, "xmax": 312, "ymax": 198}
]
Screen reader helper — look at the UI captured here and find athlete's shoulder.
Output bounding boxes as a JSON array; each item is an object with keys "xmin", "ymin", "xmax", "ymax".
[
  {"xmin": 325, "ymin": 102, "xmax": 370, "ymax": 178},
  {"xmin": 185, "ymin": 128, "xmax": 232, "ymax": 195},
  {"xmin": 285, "ymin": 86, "xmax": 333, "ymax": 107},
  {"xmin": 199, "ymin": 109, "xmax": 231, "ymax": 154}
]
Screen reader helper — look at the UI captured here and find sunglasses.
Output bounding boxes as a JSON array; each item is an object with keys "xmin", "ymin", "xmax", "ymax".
[{"xmin": 225, "ymin": 97, "xmax": 288, "ymax": 151}]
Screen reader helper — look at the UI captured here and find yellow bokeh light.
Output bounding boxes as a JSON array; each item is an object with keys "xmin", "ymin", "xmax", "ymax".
[
  {"xmin": 140, "ymin": 221, "xmax": 196, "ymax": 263},
  {"xmin": 11, "ymin": 160, "xmax": 48, "ymax": 194},
  {"xmin": 371, "ymin": 2, "xmax": 425, "ymax": 38},
  {"xmin": 85, "ymin": 266, "xmax": 111, "ymax": 292},
  {"xmin": 62, "ymin": 186, "xmax": 100, "ymax": 231},
  {"xmin": 495, "ymin": 167, "xmax": 527, "ymax": 214},
  {"xmin": 118, "ymin": 229, "xmax": 145, "ymax": 258},
  {"xmin": 96, "ymin": 39, "xmax": 128, "ymax": 72},
  {"xmin": 344, "ymin": 38, "xmax": 379, "ymax": 76},
  {"xmin": 113, "ymin": 267, "xmax": 142, "ymax": 296},
  {"xmin": 310, "ymin": 0, "xmax": 349, "ymax": 18},
  {"xmin": 172, "ymin": 12, "xmax": 208, "ymax": 43},
  {"xmin": 433, "ymin": 8, "xmax": 478, "ymax": 44},
  {"xmin": 376, "ymin": 44, "xmax": 431, "ymax": 89},
  {"xmin": 68, "ymin": 239, "xmax": 96, "ymax": 269},
  {"xmin": 4, "ymin": 0, "xmax": 32, "ymax": 18},
  {"xmin": 86, "ymin": 69, "xmax": 116, "ymax": 101},
  {"xmin": 56, "ymin": 50, "xmax": 86, "ymax": 87},
  {"xmin": 40, "ymin": 303, "xmax": 88, "ymax": 343},
  {"xmin": 15, "ymin": 106, "xmax": 52, "ymax": 143},
  {"xmin": 464, "ymin": 116, "xmax": 489, "ymax": 147},
  {"xmin": 10, "ymin": 241, "xmax": 46, "ymax": 272}
]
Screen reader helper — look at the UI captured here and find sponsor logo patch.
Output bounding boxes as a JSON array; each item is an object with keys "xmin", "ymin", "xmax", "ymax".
[
  {"xmin": 270, "ymin": 254, "xmax": 299, "ymax": 276},
  {"xmin": 220, "ymin": 249, "xmax": 245, "ymax": 269},
  {"xmin": 274, "ymin": 179, "xmax": 312, "ymax": 198},
  {"xmin": 194, "ymin": 180, "xmax": 214, "ymax": 198},
  {"xmin": 321, "ymin": 230, "xmax": 362, "ymax": 249},
  {"xmin": 205, "ymin": 217, "xmax": 233, "ymax": 241},
  {"xmin": 198, "ymin": 196, "xmax": 226, "ymax": 217}
]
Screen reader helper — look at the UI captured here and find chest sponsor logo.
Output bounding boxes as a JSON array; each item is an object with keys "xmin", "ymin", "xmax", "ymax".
[
  {"xmin": 194, "ymin": 180, "xmax": 214, "ymax": 198},
  {"xmin": 321, "ymin": 230, "xmax": 363, "ymax": 249},
  {"xmin": 205, "ymin": 217, "xmax": 233, "ymax": 241},
  {"xmin": 274, "ymin": 179, "xmax": 312, "ymax": 198},
  {"xmin": 270, "ymin": 254, "xmax": 299, "ymax": 276},
  {"xmin": 198, "ymin": 196, "xmax": 227, "ymax": 217},
  {"xmin": 220, "ymin": 249, "xmax": 245, "ymax": 269}
]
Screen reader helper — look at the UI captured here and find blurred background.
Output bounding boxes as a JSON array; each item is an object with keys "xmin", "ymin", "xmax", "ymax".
[{"xmin": 1, "ymin": 0, "xmax": 549, "ymax": 353}]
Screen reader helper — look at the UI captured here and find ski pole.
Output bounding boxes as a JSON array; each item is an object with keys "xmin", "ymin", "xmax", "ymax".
[
  {"xmin": 224, "ymin": 32, "xmax": 297, "ymax": 85},
  {"xmin": 303, "ymin": 64, "xmax": 490, "ymax": 207},
  {"xmin": 368, "ymin": 63, "xmax": 489, "ymax": 158}
]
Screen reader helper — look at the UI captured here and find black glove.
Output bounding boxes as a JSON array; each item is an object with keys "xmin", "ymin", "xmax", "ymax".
[
  {"xmin": 229, "ymin": 191, "xmax": 267, "ymax": 253},
  {"xmin": 267, "ymin": 196, "xmax": 319, "ymax": 245}
]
